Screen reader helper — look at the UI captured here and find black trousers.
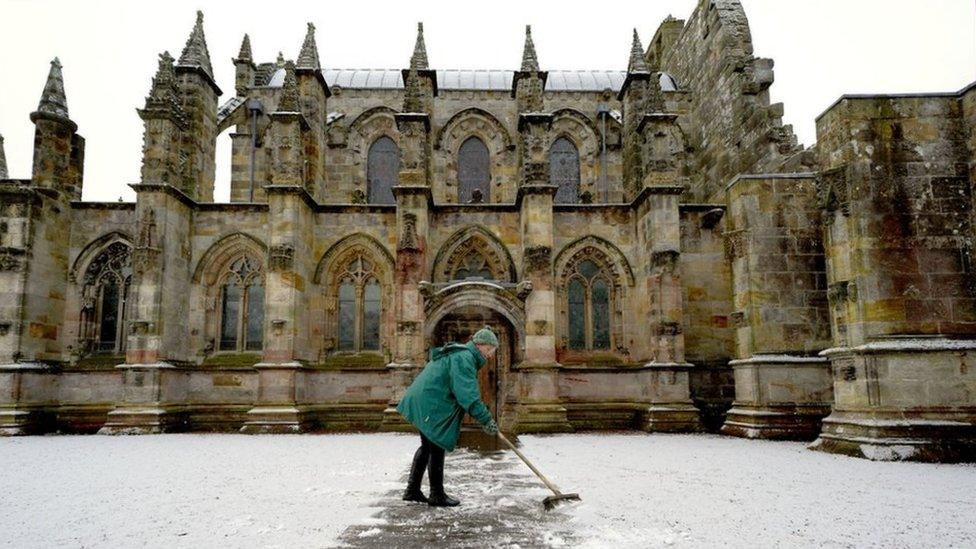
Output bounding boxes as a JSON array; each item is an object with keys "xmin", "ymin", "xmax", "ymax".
[{"xmin": 409, "ymin": 433, "xmax": 447, "ymax": 495}]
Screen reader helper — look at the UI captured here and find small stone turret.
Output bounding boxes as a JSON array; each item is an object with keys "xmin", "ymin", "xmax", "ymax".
[
  {"xmin": 402, "ymin": 22, "xmax": 436, "ymax": 114},
  {"xmin": 294, "ymin": 23, "xmax": 329, "ymax": 193},
  {"xmin": 513, "ymin": 25, "xmax": 547, "ymax": 113},
  {"xmin": 30, "ymin": 57, "xmax": 84, "ymax": 200},
  {"xmin": 619, "ymin": 30, "xmax": 651, "ymax": 196},
  {"xmin": 233, "ymin": 34, "xmax": 255, "ymax": 96},
  {"xmin": 174, "ymin": 11, "xmax": 220, "ymax": 202},
  {"xmin": 138, "ymin": 51, "xmax": 187, "ymax": 187}
]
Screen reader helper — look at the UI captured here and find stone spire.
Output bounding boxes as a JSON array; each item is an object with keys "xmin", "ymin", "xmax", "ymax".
[
  {"xmin": 237, "ymin": 34, "xmax": 252, "ymax": 62},
  {"xmin": 36, "ymin": 58, "xmax": 69, "ymax": 120},
  {"xmin": 0, "ymin": 134, "xmax": 7, "ymax": 179},
  {"xmin": 297, "ymin": 23, "xmax": 321, "ymax": 69},
  {"xmin": 410, "ymin": 22, "xmax": 429, "ymax": 70},
  {"xmin": 520, "ymin": 25, "xmax": 539, "ymax": 72},
  {"xmin": 627, "ymin": 29, "xmax": 649, "ymax": 73},
  {"xmin": 178, "ymin": 10, "xmax": 214, "ymax": 79},
  {"xmin": 277, "ymin": 61, "xmax": 299, "ymax": 112}
]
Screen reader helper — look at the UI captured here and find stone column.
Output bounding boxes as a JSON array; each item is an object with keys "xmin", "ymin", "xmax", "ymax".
[
  {"xmin": 241, "ymin": 85, "xmax": 313, "ymax": 434},
  {"xmin": 634, "ymin": 113, "xmax": 702, "ymax": 433},
  {"xmin": 810, "ymin": 96, "xmax": 976, "ymax": 462},
  {"xmin": 100, "ymin": 189, "xmax": 192, "ymax": 434},
  {"xmin": 381, "ymin": 112, "xmax": 432, "ymax": 430},
  {"xmin": 721, "ymin": 174, "xmax": 832, "ymax": 440},
  {"xmin": 513, "ymin": 112, "xmax": 571, "ymax": 433}
]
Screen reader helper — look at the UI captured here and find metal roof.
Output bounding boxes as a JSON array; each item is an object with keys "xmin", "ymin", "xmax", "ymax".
[{"xmin": 262, "ymin": 68, "xmax": 678, "ymax": 93}]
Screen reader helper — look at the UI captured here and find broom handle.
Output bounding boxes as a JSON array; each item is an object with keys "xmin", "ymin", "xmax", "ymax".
[{"xmin": 497, "ymin": 432, "xmax": 563, "ymax": 496}]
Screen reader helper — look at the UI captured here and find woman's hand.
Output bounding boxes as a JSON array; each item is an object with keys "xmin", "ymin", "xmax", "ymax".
[{"xmin": 482, "ymin": 418, "xmax": 499, "ymax": 435}]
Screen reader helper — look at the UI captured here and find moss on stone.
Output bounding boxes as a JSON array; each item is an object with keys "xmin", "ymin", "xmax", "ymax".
[
  {"xmin": 70, "ymin": 354, "xmax": 124, "ymax": 370},
  {"xmin": 312, "ymin": 353, "xmax": 387, "ymax": 370},
  {"xmin": 201, "ymin": 353, "xmax": 262, "ymax": 369}
]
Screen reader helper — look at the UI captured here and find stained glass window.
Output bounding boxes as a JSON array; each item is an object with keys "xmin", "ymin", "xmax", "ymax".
[
  {"xmin": 458, "ymin": 136, "xmax": 490, "ymax": 203},
  {"xmin": 367, "ymin": 136, "xmax": 399, "ymax": 205},
  {"xmin": 217, "ymin": 255, "xmax": 264, "ymax": 352},
  {"xmin": 81, "ymin": 241, "xmax": 131, "ymax": 354},
  {"xmin": 564, "ymin": 253, "xmax": 614, "ymax": 351},
  {"xmin": 334, "ymin": 254, "xmax": 383, "ymax": 353},
  {"xmin": 550, "ymin": 137, "xmax": 580, "ymax": 204}
]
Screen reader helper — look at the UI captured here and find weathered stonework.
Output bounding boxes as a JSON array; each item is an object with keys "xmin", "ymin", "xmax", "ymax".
[{"xmin": 1, "ymin": 1, "xmax": 973, "ymax": 461}]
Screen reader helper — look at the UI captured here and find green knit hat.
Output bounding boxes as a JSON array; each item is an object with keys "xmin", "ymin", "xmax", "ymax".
[{"xmin": 472, "ymin": 326, "xmax": 499, "ymax": 347}]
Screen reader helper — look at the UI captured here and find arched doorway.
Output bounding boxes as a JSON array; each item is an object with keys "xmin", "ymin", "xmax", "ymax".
[{"xmin": 430, "ymin": 305, "xmax": 514, "ymax": 425}]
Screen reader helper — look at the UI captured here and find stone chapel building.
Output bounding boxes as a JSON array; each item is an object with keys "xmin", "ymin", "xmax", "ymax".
[{"xmin": 1, "ymin": 0, "xmax": 974, "ymax": 462}]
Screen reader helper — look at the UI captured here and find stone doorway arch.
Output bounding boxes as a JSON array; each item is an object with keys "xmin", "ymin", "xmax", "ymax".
[{"xmin": 422, "ymin": 280, "xmax": 530, "ymax": 429}]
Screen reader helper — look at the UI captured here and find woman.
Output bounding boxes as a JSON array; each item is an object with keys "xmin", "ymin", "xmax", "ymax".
[{"xmin": 396, "ymin": 326, "xmax": 500, "ymax": 507}]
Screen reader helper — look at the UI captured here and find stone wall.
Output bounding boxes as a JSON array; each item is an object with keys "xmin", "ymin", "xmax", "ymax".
[
  {"xmin": 657, "ymin": 0, "xmax": 804, "ymax": 202},
  {"xmin": 817, "ymin": 95, "xmax": 974, "ymax": 344},
  {"xmin": 812, "ymin": 90, "xmax": 976, "ymax": 461},
  {"xmin": 721, "ymin": 174, "xmax": 833, "ymax": 439}
]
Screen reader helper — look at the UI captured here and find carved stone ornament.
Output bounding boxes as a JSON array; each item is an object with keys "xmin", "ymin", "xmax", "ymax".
[
  {"xmin": 0, "ymin": 248, "xmax": 25, "ymax": 271},
  {"xmin": 523, "ymin": 245, "xmax": 551, "ymax": 276},
  {"xmin": 269, "ymin": 243, "xmax": 295, "ymax": 272},
  {"xmin": 399, "ymin": 213, "xmax": 420, "ymax": 251},
  {"xmin": 651, "ymin": 249, "xmax": 680, "ymax": 274},
  {"xmin": 817, "ymin": 166, "xmax": 851, "ymax": 217}
]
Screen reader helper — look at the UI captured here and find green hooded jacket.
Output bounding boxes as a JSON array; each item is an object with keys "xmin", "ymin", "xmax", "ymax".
[{"xmin": 396, "ymin": 341, "xmax": 493, "ymax": 451}]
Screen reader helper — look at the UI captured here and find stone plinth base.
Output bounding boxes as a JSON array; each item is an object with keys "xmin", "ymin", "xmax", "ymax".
[
  {"xmin": 722, "ymin": 404, "xmax": 831, "ymax": 440},
  {"xmin": 512, "ymin": 402, "xmax": 573, "ymax": 433},
  {"xmin": 641, "ymin": 403, "xmax": 704, "ymax": 432},
  {"xmin": 0, "ymin": 363, "xmax": 53, "ymax": 435},
  {"xmin": 98, "ymin": 406, "xmax": 184, "ymax": 434},
  {"xmin": 809, "ymin": 410, "xmax": 976, "ymax": 462},
  {"xmin": 98, "ymin": 362, "xmax": 186, "ymax": 434},
  {"xmin": 240, "ymin": 406, "xmax": 312, "ymax": 434},
  {"xmin": 380, "ymin": 406, "xmax": 414, "ymax": 431},
  {"xmin": 641, "ymin": 363, "xmax": 703, "ymax": 432},
  {"xmin": 810, "ymin": 338, "xmax": 976, "ymax": 462},
  {"xmin": 0, "ymin": 408, "xmax": 50, "ymax": 436},
  {"xmin": 240, "ymin": 362, "xmax": 310, "ymax": 434},
  {"xmin": 722, "ymin": 354, "xmax": 833, "ymax": 440}
]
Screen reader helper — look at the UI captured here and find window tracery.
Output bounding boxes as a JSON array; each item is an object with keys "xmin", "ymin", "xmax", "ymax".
[
  {"xmin": 80, "ymin": 241, "xmax": 131, "ymax": 354},
  {"xmin": 217, "ymin": 255, "xmax": 264, "ymax": 352}
]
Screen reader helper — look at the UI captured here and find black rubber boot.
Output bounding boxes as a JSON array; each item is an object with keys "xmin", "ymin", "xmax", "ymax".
[
  {"xmin": 402, "ymin": 446, "xmax": 429, "ymax": 503},
  {"xmin": 427, "ymin": 448, "xmax": 460, "ymax": 507}
]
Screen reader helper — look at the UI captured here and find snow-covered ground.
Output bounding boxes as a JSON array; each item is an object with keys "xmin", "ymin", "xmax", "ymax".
[{"xmin": 1, "ymin": 433, "xmax": 974, "ymax": 548}]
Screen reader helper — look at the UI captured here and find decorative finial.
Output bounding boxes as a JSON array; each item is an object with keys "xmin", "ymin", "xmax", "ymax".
[
  {"xmin": 178, "ymin": 10, "xmax": 214, "ymax": 78},
  {"xmin": 627, "ymin": 28, "xmax": 649, "ymax": 73},
  {"xmin": 276, "ymin": 51, "xmax": 286, "ymax": 67},
  {"xmin": 277, "ymin": 60, "xmax": 299, "ymax": 112},
  {"xmin": 520, "ymin": 24, "xmax": 540, "ymax": 72},
  {"xmin": 237, "ymin": 34, "xmax": 252, "ymax": 61},
  {"xmin": 410, "ymin": 22, "xmax": 429, "ymax": 70},
  {"xmin": 36, "ymin": 57, "xmax": 70, "ymax": 119},
  {"xmin": 297, "ymin": 22, "xmax": 321, "ymax": 69}
]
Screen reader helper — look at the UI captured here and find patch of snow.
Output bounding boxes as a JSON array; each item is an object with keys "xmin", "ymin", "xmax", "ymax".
[
  {"xmin": 859, "ymin": 444, "xmax": 918, "ymax": 461},
  {"xmin": 519, "ymin": 433, "xmax": 976, "ymax": 549}
]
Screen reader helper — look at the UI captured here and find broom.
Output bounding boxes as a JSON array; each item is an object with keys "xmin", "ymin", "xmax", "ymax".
[{"xmin": 497, "ymin": 432, "xmax": 581, "ymax": 511}]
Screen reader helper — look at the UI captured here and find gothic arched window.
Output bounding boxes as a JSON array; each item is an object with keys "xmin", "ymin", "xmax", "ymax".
[
  {"xmin": 458, "ymin": 136, "xmax": 490, "ymax": 203},
  {"xmin": 367, "ymin": 136, "xmax": 399, "ymax": 205},
  {"xmin": 217, "ymin": 255, "xmax": 264, "ymax": 352},
  {"xmin": 550, "ymin": 137, "xmax": 580, "ymax": 204},
  {"xmin": 336, "ymin": 254, "xmax": 382, "ymax": 352},
  {"xmin": 566, "ymin": 259, "xmax": 612, "ymax": 350},
  {"xmin": 80, "ymin": 242, "xmax": 131, "ymax": 354}
]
